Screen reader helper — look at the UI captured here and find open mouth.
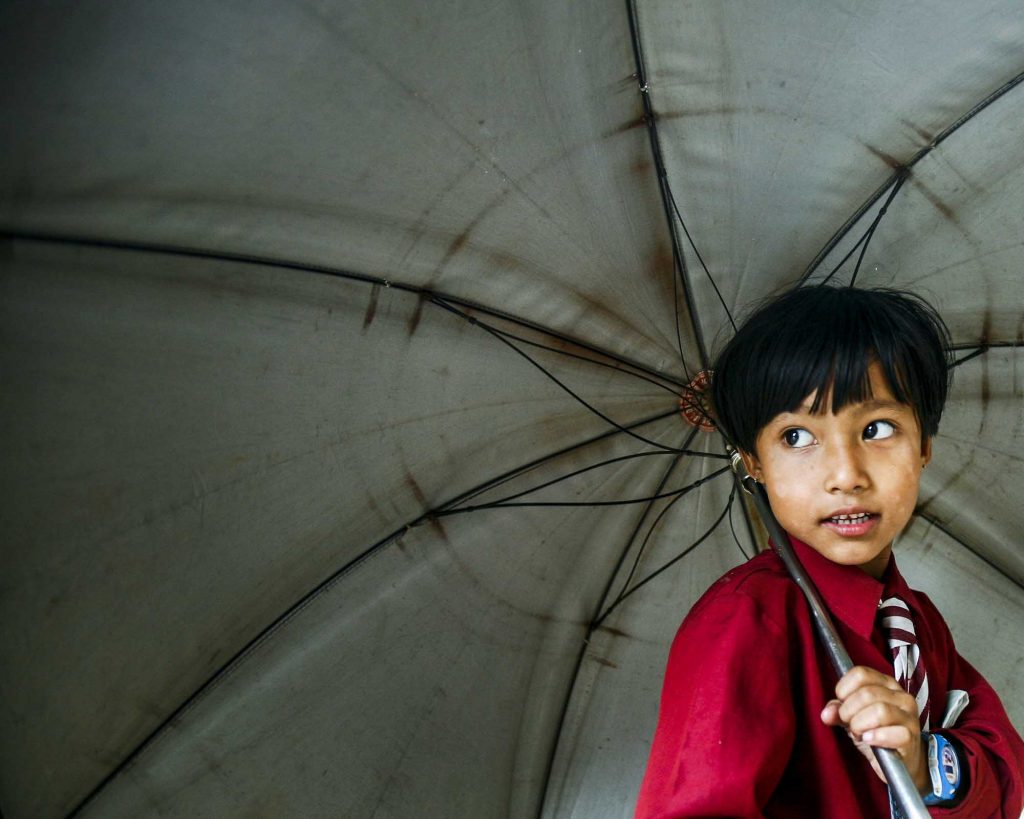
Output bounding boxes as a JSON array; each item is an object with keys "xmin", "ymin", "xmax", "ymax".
[
  {"xmin": 821, "ymin": 511, "xmax": 878, "ymax": 535},
  {"xmin": 825, "ymin": 512, "xmax": 873, "ymax": 524}
]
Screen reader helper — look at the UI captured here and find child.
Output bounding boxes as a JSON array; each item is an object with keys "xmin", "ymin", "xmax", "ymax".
[{"xmin": 635, "ymin": 286, "xmax": 1024, "ymax": 817}]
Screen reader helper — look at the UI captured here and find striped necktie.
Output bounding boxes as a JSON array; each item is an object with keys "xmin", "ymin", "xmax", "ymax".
[{"xmin": 878, "ymin": 596, "xmax": 930, "ymax": 731}]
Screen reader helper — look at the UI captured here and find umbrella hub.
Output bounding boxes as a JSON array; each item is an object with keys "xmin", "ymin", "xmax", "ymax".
[{"xmin": 679, "ymin": 370, "xmax": 716, "ymax": 431}]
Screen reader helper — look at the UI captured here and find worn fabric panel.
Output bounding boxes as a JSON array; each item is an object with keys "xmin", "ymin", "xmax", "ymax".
[
  {"xmin": 0, "ymin": 239, "xmax": 677, "ymax": 817},
  {"xmin": 897, "ymin": 517, "xmax": 1024, "ymax": 723},
  {"xmin": 639, "ymin": 0, "xmax": 1024, "ymax": 336},
  {"xmin": 69, "ymin": 438, "xmax": 686, "ymax": 818},
  {"xmin": 919, "ymin": 348, "xmax": 1024, "ymax": 582},
  {"xmin": 0, "ymin": 0, "xmax": 693, "ymax": 371},
  {"xmin": 807, "ymin": 82, "xmax": 1024, "ymax": 345}
]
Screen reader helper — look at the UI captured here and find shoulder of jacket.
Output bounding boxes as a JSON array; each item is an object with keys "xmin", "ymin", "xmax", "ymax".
[{"xmin": 687, "ymin": 550, "xmax": 801, "ymax": 625}]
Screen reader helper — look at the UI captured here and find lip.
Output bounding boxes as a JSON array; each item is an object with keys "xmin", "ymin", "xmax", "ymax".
[{"xmin": 820, "ymin": 507, "xmax": 879, "ymax": 537}]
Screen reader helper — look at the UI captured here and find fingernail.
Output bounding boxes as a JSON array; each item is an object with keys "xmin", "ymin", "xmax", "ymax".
[{"xmin": 862, "ymin": 731, "xmax": 874, "ymax": 742}]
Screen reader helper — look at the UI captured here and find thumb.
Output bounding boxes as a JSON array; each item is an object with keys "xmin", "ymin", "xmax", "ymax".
[{"xmin": 820, "ymin": 699, "xmax": 843, "ymax": 726}]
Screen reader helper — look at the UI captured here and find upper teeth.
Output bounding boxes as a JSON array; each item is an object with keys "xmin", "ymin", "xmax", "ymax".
[{"xmin": 833, "ymin": 513, "xmax": 869, "ymax": 522}]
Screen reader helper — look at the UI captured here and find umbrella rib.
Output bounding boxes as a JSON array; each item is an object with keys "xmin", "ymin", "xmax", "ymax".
[
  {"xmin": 596, "ymin": 473, "xmax": 733, "ymax": 624},
  {"xmin": 477, "ymin": 319, "xmax": 682, "ymax": 396},
  {"xmin": 607, "ymin": 433, "xmax": 702, "ymax": 602},
  {"xmin": 798, "ymin": 69, "xmax": 1024, "ymax": 285},
  {"xmin": 443, "ymin": 449, "xmax": 726, "ymax": 511},
  {"xmin": 595, "ymin": 434, "xmax": 696, "ymax": 617},
  {"xmin": 599, "ymin": 483, "xmax": 736, "ymax": 620},
  {"xmin": 950, "ymin": 347, "xmax": 988, "ymax": 369},
  {"xmin": 60, "ymin": 408, "xmax": 684, "ymax": 817},
  {"xmin": 536, "ymin": 473, "xmax": 735, "ymax": 818},
  {"xmin": 947, "ymin": 340, "xmax": 1022, "ymax": 351},
  {"xmin": 430, "ymin": 295, "xmax": 688, "ymax": 452},
  {"xmin": 947, "ymin": 341, "xmax": 1020, "ymax": 369},
  {"xmin": 819, "ymin": 172, "xmax": 910, "ymax": 287},
  {"xmin": 623, "ymin": 0, "xmax": 710, "ymax": 371},
  {"xmin": 450, "ymin": 435, "xmax": 692, "ymax": 510},
  {"xmin": 534, "ymin": 430, "xmax": 692, "ymax": 818},
  {"xmin": 727, "ymin": 486, "xmax": 751, "ymax": 560},
  {"xmin": 0, "ymin": 229, "xmax": 686, "ymax": 389},
  {"xmin": 439, "ymin": 465, "xmax": 730, "ymax": 512},
  {"xmin": 912, "ymin": 509, "xmax": 1024, "ymax": 593},
  {"xmin": 666, "ymin": 183, "xmax": 737, "ymax": 332}
]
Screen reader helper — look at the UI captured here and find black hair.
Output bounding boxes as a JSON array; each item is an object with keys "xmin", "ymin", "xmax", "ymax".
[{"xmin": 710, "ymin": 286, "xmax": 952, "ymax": 454}]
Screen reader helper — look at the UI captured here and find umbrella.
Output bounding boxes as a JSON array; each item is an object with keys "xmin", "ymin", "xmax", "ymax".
[{"xmin": 2, "ymin": 2, "xmax": 1023, "ymax": 817}]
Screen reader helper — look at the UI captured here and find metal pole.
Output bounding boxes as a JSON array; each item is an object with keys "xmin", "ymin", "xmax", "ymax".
[{"xmin": 730, "ymin": 451, "xmax": 930, "ymax": 819}]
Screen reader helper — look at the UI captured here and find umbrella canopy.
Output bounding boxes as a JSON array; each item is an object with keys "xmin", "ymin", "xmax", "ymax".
[{"xmin": 2, "ymin": 2, "xmax": 1023, "ymax": 817}]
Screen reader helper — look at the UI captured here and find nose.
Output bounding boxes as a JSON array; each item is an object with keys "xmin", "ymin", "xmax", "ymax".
[{"xmin": 826, "ymin": 440, "xmax": 869, "ymax": 494}]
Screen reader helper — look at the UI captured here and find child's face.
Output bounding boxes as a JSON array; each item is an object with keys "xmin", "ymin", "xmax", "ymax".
[{"xmin": 741, "ymin": 361, "xmax": 931, "ymax": 579}]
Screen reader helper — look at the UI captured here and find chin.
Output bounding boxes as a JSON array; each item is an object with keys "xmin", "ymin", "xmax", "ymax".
[{"xmin": 811, "ymin": 539, "xmax": 888, "ymax": 566}]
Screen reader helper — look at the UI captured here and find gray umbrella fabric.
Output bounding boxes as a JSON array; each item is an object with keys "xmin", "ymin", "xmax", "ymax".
[{"xmin": 2, "ymin": 2, "xmax": 1023, "ymax": 818}]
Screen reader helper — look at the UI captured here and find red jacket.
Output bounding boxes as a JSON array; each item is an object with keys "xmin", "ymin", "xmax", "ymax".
[{"xmin": 635, "ymin": 537, "xmax": 1024, "ymax": 818}]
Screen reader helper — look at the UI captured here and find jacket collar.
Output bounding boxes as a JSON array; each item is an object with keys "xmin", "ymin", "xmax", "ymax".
[{"xmin": 786, "ymin": 535, "xmax": 912, "ymax": 641}]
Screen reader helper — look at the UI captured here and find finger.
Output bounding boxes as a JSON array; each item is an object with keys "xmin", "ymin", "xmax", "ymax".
[
  {"xmin": 838, "ymin": 687, "xmax": 916, "ymax": 726},
  {"xmin": 835, "ymin": 666, "xmax": 902, "ymax": 700},
  {"xmin": 859, "ymin": 724, "xmax": 916, "ymax": 751},
  {"xmin": 847, "ymin": 702, "xmax": 918, "ymax": 739},
  {"xmin": 820, "ymin": 699, "xmax": 842, "ymax": 726}
]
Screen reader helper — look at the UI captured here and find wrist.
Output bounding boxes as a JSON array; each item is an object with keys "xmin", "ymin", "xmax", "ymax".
[{"xmin": 913, "ymin": 735, "xmax": 931, "ymax": 794}]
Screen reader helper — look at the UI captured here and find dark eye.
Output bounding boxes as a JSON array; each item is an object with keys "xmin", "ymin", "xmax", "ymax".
[
  {"xmin": 864, "ymin": 420, "xmax": 895, "ymax": 440},
  {"xmin": 783, "ymin": 428, "xmax": 814, "ymax": 448}
]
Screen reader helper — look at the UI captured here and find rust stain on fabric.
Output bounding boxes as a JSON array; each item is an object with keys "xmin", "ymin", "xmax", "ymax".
[
  {"xmin": 490, "ymin": 251, "xmax": 520, "ymax": 270},
  {"xmin": 407, "ymin": 293, "xmax": 427, "ymax": 336},
  {"xmin": 425, "ymin": 514, "xmax": 448, "ymax": 541},
  {"xmin": 900, "ymin": 119, "xmax": 935, "ymax": 144},
  {"xmin": 602, "ymin": 114, "xmax": 650, "ymax": 139},
  {"xmin": 630, "ymin": 158, "xmax": 654, "ymax": 177},
  {"xmin": 604, "ymin": 106, "xmax": 752, "ymax": 139},
  {"xmin": 596, "ymin": 625, "xmax": 631, "ymax": 639},
  {"xmin": 362, "ymin": 284, "xmax": 381, "ymax": 331},
  {"xmin": 406, "ymin": 471, "xmax": 428, "ymax": 507},
  {"xmin": 405, "ymin": 471, "xmax": 447, "ymax": 541},
  {"xmin": 431, "ymin": 221, "xmax": 479, "ymax": 280},
  {"xmin": 445, "ymin": 228, "xmax": 470, "ymax": 259},
  {"xmin": 862, "ymin": 142, "xmax": 963, "ymax": 227},
  {"xmin": 650, "ymin": 240, "xmax": 682, "ymax": 311},
  {"xmin": 862, "ymin": 143, "xmax": 904, "ymax": 171},
  {"xmin": 909, "ymin": 178, "xmax": 958, "ymax": 224},
  {"xmin": 612, "ymin": 72, "xmax": 640, "ymax": 91},
  {"xmin": 980, "ymin": 309, "xmax": 993, "ymax": 347}
]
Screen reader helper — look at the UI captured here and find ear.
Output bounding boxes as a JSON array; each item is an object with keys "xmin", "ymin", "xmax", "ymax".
[
  {"xmin": 739, "ymin": 448, "xmax": 763, "ymax": 483},
  {"xmin": 920, "ymin": 436, "xmax": 932, "ymax": 467}
]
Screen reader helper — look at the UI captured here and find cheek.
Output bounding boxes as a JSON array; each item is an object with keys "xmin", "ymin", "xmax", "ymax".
[
  {"xmin": 891, "ymin": 463, "xmax": 924, "ymax": 508},
  {"xmin": 762, "ymin": 482, "xmax": 808, "ymax": 525}
]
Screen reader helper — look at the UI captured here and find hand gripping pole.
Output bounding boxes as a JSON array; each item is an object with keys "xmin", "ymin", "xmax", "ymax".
[{"xmin": 729, "ymin": 450, "xmax": 929, "ymax": 819}]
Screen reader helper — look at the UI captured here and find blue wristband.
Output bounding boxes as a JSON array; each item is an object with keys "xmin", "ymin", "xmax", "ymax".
[{"xmin": 923, "ymin": 732, "xmax": 961, "ymax": 805}]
